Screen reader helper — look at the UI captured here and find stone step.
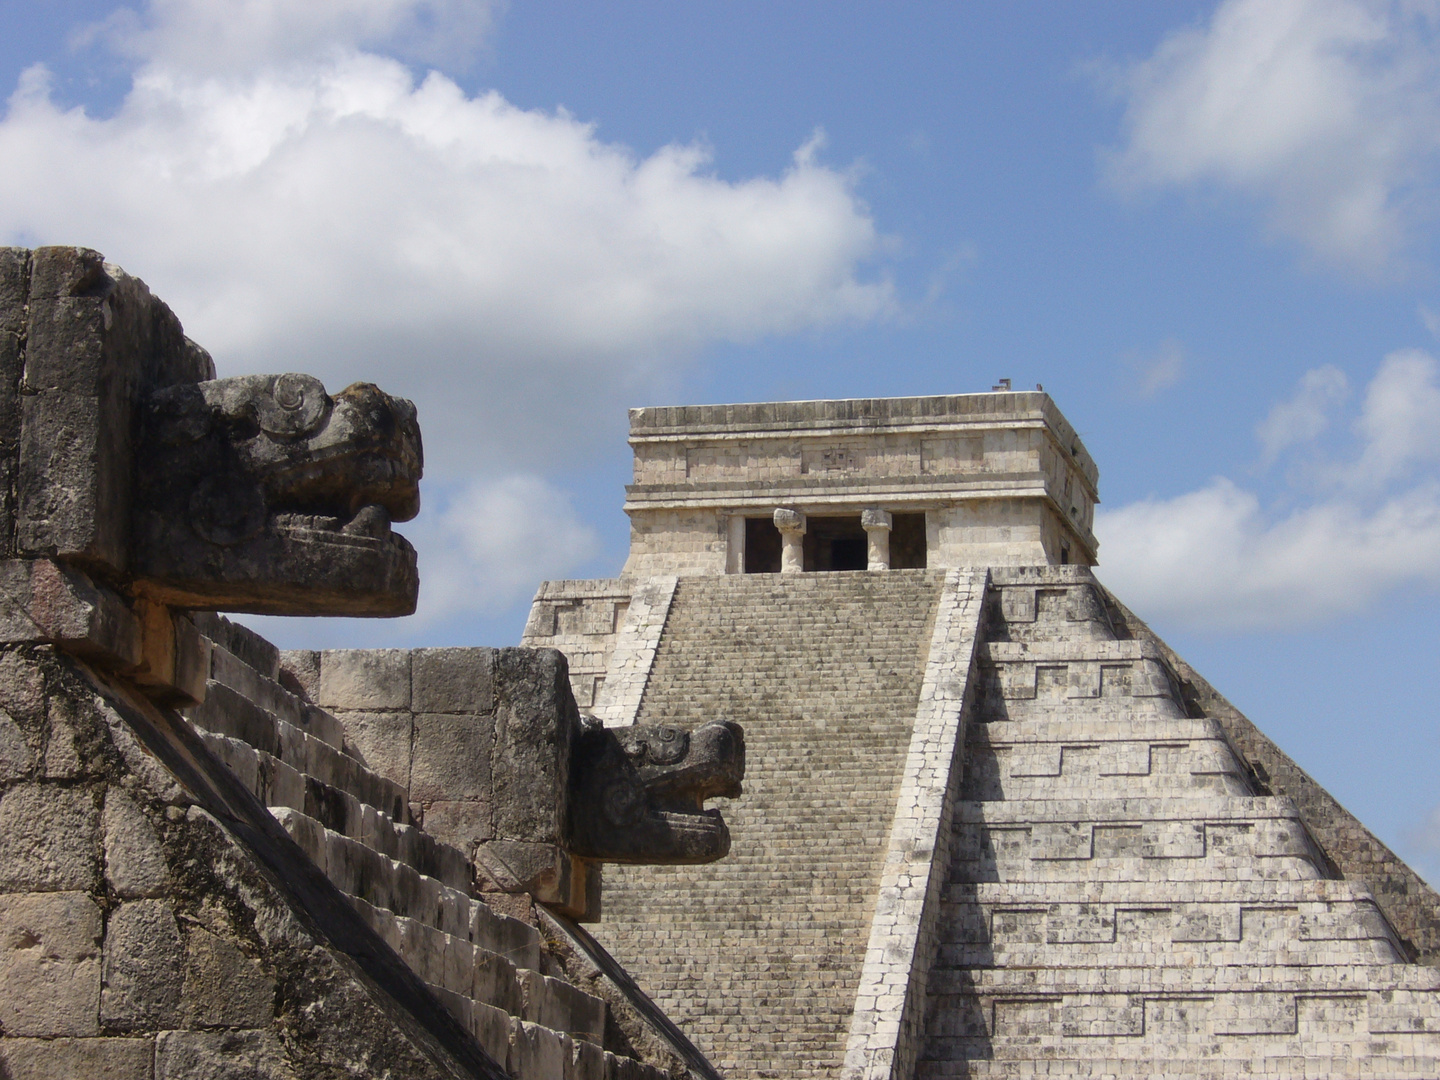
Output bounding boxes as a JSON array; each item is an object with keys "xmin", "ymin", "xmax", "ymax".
[
  {"xmin": 938, "ymin": 936, "xmax": 1402, "ymax": 968},
  {"xmin": 951, "ymin": 798, "xmax": 1326, "ymax": 881},
  {"xmin": 352, "ymin": 903, "xmax": 652, "ymax": 1080},
  {"xmin": 205, "ymin": 642, "xmax": 346, "ymax": 750},
  {"xmin": 950, "ymin": 800, "xmax": 1319, "ymax": 875},
  {"xmin": 926, "ymin": 962, "xmax": 1440, "ymax": 995},
  {"xmin": 192, "ymin": 684, "xmax": 411, "ymax": 823},
  {"xmin": 920, "ymin": 1049, "xmax": 1440, "ymax": 1080},
  {"xmin": 198, "ymin": 730, "xmax": 467, "ymax": 891},
  {"xmin": 966, "ymin": 716, "xmax": 1225, "ymax": 743},
  {"xmin": 939, "ymin": 896, "xmax": 1400, "ymax": 948},
  {"xmin": 963, "ymin": 737, "xmax": 1251, "ymax": 801},
  {"xmin": 941, "ymin": 877, "xmax": 1384, "ymax": 906},
  {"xmin": 597, "ymin": 569, "xmax": 946, "ymax": 1080}
]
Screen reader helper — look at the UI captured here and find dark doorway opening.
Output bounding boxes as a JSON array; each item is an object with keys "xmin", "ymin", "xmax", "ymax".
[
  {"xmin": 804, "ymin": 516, "xmax": 868, "ymax": 572},
  {"xmin": 744, "ymin": 517, "xmax": 782, "ymax": 573},
  {"xmin": 890, "ymin": 512, "xmax": 927, "ymax": 569}
]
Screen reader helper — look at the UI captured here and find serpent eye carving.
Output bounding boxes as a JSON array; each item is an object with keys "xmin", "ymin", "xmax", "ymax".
[
  {"xmin": 644, "ymin": 726, "xmax": 689, "ymax": 765},
  {"xmin": 256, "ymin": 373, "xmax": 329, "ymax": 436}
]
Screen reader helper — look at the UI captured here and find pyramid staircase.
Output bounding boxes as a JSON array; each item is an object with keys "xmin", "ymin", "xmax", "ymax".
[
  {"xmin": 591, "ymin": 571, "xmax": 949, "ymax": 1079},
  {"xmin": 918, "ymin": 568, "xmax": 1440, "ymax": 1078}
]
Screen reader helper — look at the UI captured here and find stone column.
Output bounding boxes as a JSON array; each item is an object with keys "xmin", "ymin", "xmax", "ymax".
[
  {"xmin": 773, "ymin": 508, "xmax": 806, "ymax": 573},
  {"xmin": 726, "ymin": 514, "xmax": 746, "ymax": 574},
  {"xmin": 861, "ymin": 508, "xmax": 893, "ymax": 571}
]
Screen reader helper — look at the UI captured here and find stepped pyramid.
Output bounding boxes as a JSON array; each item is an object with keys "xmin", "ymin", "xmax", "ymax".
[{"xmin": 523, "ymin": 392, "xmax": 1440, "ymax": 1079}]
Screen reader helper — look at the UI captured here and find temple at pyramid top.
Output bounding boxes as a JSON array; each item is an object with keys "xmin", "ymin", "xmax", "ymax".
[{"xmin": 621, "ymin": 389, "xmax": 1099, "ymax": 576}]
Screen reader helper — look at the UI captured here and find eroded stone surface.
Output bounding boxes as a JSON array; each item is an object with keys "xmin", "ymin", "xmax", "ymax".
[
  {"xmin": 103, "ymin": 788, "xmax": 169, "ymax": 898},
  {"xmin": 0, "ymin": 891, "xmax": 103, "ymax": 1037}
]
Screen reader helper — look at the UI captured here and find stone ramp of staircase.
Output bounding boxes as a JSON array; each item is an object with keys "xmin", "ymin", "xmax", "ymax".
[
  {"xmin": 187, "ymin": 614, "xmax": 665, "ymax": 1080},
  {"xmin": 592, "ymin": 570, "xmax": 947, "ymax": 1080}
]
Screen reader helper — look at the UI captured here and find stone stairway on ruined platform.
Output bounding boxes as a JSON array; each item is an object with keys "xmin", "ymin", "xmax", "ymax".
[
  {"xmin": 185, "ymin": 614, "xmax": 666, "ymax": 1080},
  {"xmin": 591, "ymin": 570, "xmax": 949, "ymax": 1080},
  {"xmin": 917, "ymin": 567, "xmax": 1440, "ymax": 1079}
]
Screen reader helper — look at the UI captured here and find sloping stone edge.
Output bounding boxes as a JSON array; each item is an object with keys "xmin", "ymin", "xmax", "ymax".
[
  {"xmin": 593, "ymin": 576, "xmax": 678, "ymax": 727},
  {"xmin": 1094, "ymin": 579, "xmax": 1440, "ymax": 967},
  {"xmin": 840, "ymin": 568, "xmax": 990, "ymax": 1080}
]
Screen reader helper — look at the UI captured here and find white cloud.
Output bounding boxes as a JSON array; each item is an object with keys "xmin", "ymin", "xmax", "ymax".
[
  {"xmin": 1131, "ymin": 338, "xmax": 1186, "ymax": 397},
  {"xmin": 1351, "ymin": 348, "xmax": 1440, "ymax": 481},
  {"xmin": 0, "ymin": 0, "xmax": 894, "ymax": 637},
  {"xmin": 0, "ymin": 8, "xmax": 892, "ymax": 481},
  {"xmin": 411, "ymin": 474, "xmax": 600, "ymax": 621},
  {"xmin": 1109, "ymin": 0, "xmax": 1440, "ymax": 274},
  {"xmin": 1256, "ymin": 363, "xmax": 1348, "ymax": 463},
  {"xmin": 1098, "ymin": 352, "xmax": 1440, "ymax": 629},
  {"xmin": 92, "ymin": 0, "xmax": 501, "ymax": 72}
]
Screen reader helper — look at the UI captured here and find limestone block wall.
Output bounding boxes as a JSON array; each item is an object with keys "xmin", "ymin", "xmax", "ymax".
[
  {"xmin": 521, "ymin": 580, "xmax": 635, "ymax": 710},
  {"xmin": 0, "ymin": 641, "xmax": 489, "ymax": 1080},
  {"xmin": 620, "ymin": 510, "xmax": 727, "ymax": 577},
  {"xmin": 620, "ymin": 393, "xmax": 1102, "ymax": 576},
  {"xmin": 927, "ymin": 498, "xmax": 1078, "ymax": 567}
]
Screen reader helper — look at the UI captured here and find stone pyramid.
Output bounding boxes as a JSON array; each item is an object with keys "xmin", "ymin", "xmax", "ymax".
[{"xmin": 523, "ymin": 393, "xmax": 1440, "ymax": 1079}]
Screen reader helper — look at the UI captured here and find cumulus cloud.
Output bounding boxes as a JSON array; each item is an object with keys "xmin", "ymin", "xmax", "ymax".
[
  {"xmin": 92, "ymin": 0, "xmax": 501, "ymax": 72},
  {"xmin": 1351, "ymin": 348, "xmax": 1440, "ymax": 481},
  {"xmin": 0, "ymin": 6, "xmax": 891, "ymax": 480},
  {"xmin": 1108, "ymin": 0, "xmax": 1440, "ymax": 274},
  {"xmin": 0, "ymin": 0, "xmax": 894, "ymax": 632},
  {"xmin": 1097, "ymin": 351, "xmax": 1440, "ymax": 628},
  {"xmin": 1256, "ymin": 363, "xmax": 1348, "ymax": 464},
  {"xmin": 411, "ymin": 475, "xmax": 600, "ymax": 620},
  {"xmin": 1129, "ymin": 338, "xmax": 1186, "ymax": 397}
]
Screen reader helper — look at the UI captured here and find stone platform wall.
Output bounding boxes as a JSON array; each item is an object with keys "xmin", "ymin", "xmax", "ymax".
[{"xmin": 0, "ymin": 615, "xmax": 685, "ymax": 1080}]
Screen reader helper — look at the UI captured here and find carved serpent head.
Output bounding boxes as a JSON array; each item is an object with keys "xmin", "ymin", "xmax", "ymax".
[
  {"xmin": 132, "ymin": 373, "xmax": 423, "ymax": 615},
  {"xmin": 568, "ymin": 717, "xmax": 745, "ymax": 865}
]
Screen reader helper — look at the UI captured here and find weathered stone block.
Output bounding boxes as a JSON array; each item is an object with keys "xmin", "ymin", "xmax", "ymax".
[
  {"xmin": 475, "ymin": 840, "xmax": 571, "ymax": 900},
  {"xmin": 318, "ymin": 649, "xmax": 411, "ymax": 710},
  {"xmin": 492, "ymin": 648, "xmax": 577, "ymax": 845},
  {"xmin": 0, "ymin": 246, "xmax": 29, "ymax": 333},
  {"xmin": 420, "ymin": 800, "xmax": 495, "ymax": 853},
  {"xmin": 277, "ymin": 649, "xmax": 320, "ymax": 701},
  {"xmin": 0, "ymin": 891, "xmax": 102, "ymax": 1037},
  {"xmin": 471, "ymin": 1000, "xmax": 515, "ymax": 1067},
  {"xmin": 333, "ymin": 710, "xmax": 413, "ymax": 790},
  {"xmin": 0, "ymin": 783, "xmax": 100, "ymax": 891},
  {"xmin": 182, "ymin": 925, "xmax": 275, "ymax": 1028},
  {"xmin": 411, "ymin": 647, "xmax": 495, "ymax": 714},
  {"xmin": 0, "ymin": 560, "xmax": 142, "ymax": 669},
  {"xmin": 154, "ymin": 1030, "xmax": 296, "ymax": 1080},
  {"xmin": 520, "ymin": 969, "xmax": 607, "ymax": 1042},
  {"xmin": 16, "ymin": 391, "xmax": 130, "ymax": 570},
  {"xmin": 573, "ymin": 1038, "xmax": 607, "ymax": 1080},
  {"xmin": 101, "ymin": 899, "xmax": 183, "ymax": 1030},
  {"xmin": 0, "ymin": 707, "xmax": 35, "ymax": 780},
  {"xmin": 508, "ymin": 1020, "xmax": 571, "ymax": 1080},
  {"xmin": 0, "ymin": 1037, "xmax": 153, "ymax": 1080},
  {"xmin": 0, "ymin": 648, "xmax": 48, "ymax": 723},
  {"xmin": 103, "ymin": 789, "xmax": 169, "ymax": 898},
  {"xmin": 411, "ymin": 712, "xmax": 494, "ymax": 803}
]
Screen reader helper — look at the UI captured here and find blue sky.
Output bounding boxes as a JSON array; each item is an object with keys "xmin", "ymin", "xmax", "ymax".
[{"xmin": 4, "ymin": 0, "xmax": 1440, "ymax": 884}]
